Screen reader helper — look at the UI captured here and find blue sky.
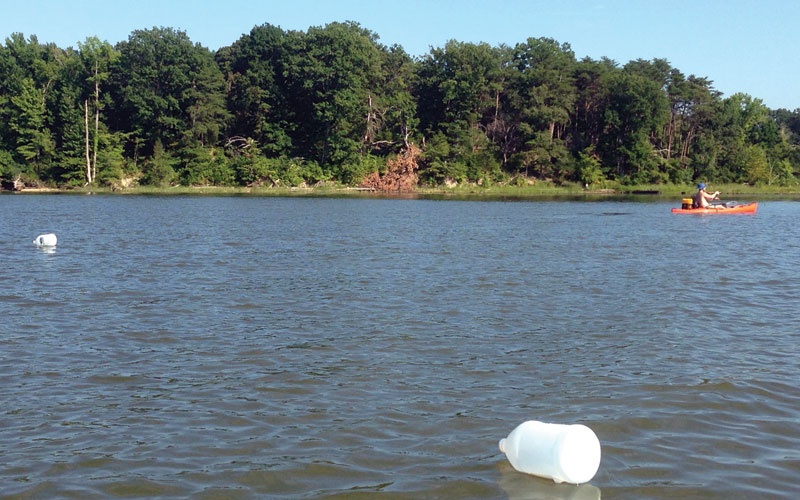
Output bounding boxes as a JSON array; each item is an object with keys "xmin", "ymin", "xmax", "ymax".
[{"xmin": 1, "ymin": 0, "xmax": 797, "ymax": 110}]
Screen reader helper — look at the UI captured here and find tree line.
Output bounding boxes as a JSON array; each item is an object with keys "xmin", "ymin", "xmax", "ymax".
[{"xmin": 1, "ymin": 22, "xmax": 799, "ymax": 190}]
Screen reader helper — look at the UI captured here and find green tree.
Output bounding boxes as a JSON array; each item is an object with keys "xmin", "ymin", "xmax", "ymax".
[
  {"xmin": 8, "ymin": 77, "xmax": 54, "ymax": 175},
  {"xmin": 576, "ymin": 147, "xmax": 604, "ymax": 186},
  {"xmin": 506, "ymin": 38, "xmax": 576, "ymax": 181},
  {"xmin": 142, "ymin": 139, "xmax": 176, "ymax": 186},
  {"xmin": 570, "ymin": 57, "xmax": 616, "ymax": 154},
  {"xmin": 48, "ymin": 49, "xmax": 86, "ymax": 184},
  {"xmin": 628, "ymin": 58, "xmax": 723, "ymax": 183},
  {"xmin": 219, "ymin": 23, "xmax": 293, "ymax": 156},
  {"xmin": 111, "ymin": 26, "xmax": 229, "ymax": 180},
  {"xmin": 79, "ymin": 37, "xmax": 119, "ymax": 184},
  {"xmin": 510, "ymin": 38, "xmax": 576, "ymax": 143},
  {"xmin": 0, "ymin": 33, "xmax": 62, "ymax": 181},
  {"xmin": 600, "ymin": 70, "xmax": 669, "ymax": 182},
  {"xmin": 178, "ymin": 144, "xmax": 232, "ymax": 185},
  {"xmin": 415, "ymin": 40, "xmax": 505, "ymax": 182},
  {"xmin": 283, "ymin": 22, "xmax": 385, "ymax": 176},
  {"xmin": 416, "ymin": 40, "xmax": 502, "ymax": 137},
  {"xmin": 706, "ymin": 93, "xmax": 772, "ymax": 183},
  {"xmin": 364, "ymin": 44, "xmax": 418, "ymax": 152}
]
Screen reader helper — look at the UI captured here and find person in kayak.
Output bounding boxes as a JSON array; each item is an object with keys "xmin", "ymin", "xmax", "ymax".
[{"xmin": 692, "ymin": 183, "xmax": 722, "ymax": 209}]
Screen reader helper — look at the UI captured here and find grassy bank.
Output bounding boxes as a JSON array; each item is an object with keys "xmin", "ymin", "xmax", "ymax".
[{"xmin": 12, "ymin": 181, "xmax": 800, "ymax": 198}]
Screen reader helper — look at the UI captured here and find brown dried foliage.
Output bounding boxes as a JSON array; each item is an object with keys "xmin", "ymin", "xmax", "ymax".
[{"xmin": 360, "ymin": 144, "xmax": 420, "ymax": 192}]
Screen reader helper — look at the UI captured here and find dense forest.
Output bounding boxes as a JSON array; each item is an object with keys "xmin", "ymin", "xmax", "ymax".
[{"xmin": 1, "ymin": 22, "xmax": 800, "ymax": 190}]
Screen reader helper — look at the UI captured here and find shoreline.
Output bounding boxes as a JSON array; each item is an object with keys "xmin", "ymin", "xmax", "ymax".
[{"xmin": 5, "ymin": 183, "xmax": 800, "ymax": 198}]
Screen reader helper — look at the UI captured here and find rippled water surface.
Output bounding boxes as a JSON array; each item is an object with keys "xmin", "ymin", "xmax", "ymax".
[{"xmin": 2, "ymin": 194, "xmax": 799, "ymax": 499}]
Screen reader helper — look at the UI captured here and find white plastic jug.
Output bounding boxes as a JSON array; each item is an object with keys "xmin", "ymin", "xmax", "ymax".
[
  {"xmin": 33, "ymin": 233, "xmax": 58, "ymax": 247},
  {"xmin": 499, "ymin": 420, "xmax": 601, "ymax": 484}
]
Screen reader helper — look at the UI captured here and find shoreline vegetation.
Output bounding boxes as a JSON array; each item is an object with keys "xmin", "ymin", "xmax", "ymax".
[
  {"xmin": 7, "ymin": 181, "xmax": 799, "ymax": 199},
  {"xmin": 2, "ymin": 23, "xmax": 799, "ymax": 194}
]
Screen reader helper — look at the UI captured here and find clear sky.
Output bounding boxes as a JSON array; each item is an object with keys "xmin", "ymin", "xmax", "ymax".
[{"xmin": 1, "ymin": 0, "xmax": 797, "ymax": 110}]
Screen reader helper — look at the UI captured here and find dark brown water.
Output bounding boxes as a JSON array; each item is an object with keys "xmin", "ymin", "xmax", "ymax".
[{"xmin": 2, "ymin": 195, "xmax": 798, "ymax": 499}]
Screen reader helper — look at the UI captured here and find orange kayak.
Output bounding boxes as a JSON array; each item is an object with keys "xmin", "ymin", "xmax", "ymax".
[{"xmin": 671, "ymin": 202, "xmax": 758, "ymax": 214}]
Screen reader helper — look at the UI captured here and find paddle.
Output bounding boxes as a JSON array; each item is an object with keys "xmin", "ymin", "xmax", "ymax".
[
  {"xmin": 711, "ymin": 201, "xmax": 739, "ymax": 208},
  {"xmin": 710, "ymin": 191, "xmax": 739, "ymax": 208}
]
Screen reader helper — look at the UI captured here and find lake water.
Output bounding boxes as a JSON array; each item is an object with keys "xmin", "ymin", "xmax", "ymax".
[{"xmin": 1, "ymin": 194, "xmax": 798, "ymax": 499}]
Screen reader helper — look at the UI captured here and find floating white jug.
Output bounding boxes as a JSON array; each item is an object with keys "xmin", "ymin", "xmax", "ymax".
[
  {"xmin": 499, "ymin": 420, "xmax": 601, "ymax": 484},
  {"xmin": 33, "ymin": 233, "xmax": 58, "ymax": 247}
]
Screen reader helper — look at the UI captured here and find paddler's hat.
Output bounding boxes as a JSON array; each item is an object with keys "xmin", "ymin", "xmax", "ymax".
[{"xmin": 697, "ymin": 182, "xmax": 706, "ymax": 190}]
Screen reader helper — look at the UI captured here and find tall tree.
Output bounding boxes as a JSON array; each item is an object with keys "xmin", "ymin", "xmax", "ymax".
[
  {"xmin": 416, "ymin": 40, "xmax": 502, "ymax": 137},
  {"xmin": 507, "ymin": 37, "xmax": 577, "ymax": 179},
  {"xmin": 570, "ymin": 57, "xmax": 616, "ymax": 153},
  {"xmin": 78, "ymin": 37, "xmax": 118, "ymax": 184},
  {"xmin": 363, "ymin": 43, "xmax": 418, "ymax": 152},
  {"xmin": 219, "ymin": 23, "xmax": 293, "ymax": 156},
  {"xmin": 110, "ymin": 27, "xmax": 228, "ymax": 160},
  {"xmin": 511, "ymin": 38, "xmax": 576, "ymax": 143},
  {"xmin": 0, "ymin": 34, "xmax": 61, "ymax": 180},
  {"xmin": 600, "ymin": 71, "xmax": 669, "ymax": 182},
  {"xmin": 415, "ymin": 40, "xmax": 504, "ymax": 181},
  {"xmin": 283, "ymin": 22, "xmax": 385, "ymax": 180},
  {"xmin": 8, "ymin": 77, "xmax": 54, "ymax": 174}
]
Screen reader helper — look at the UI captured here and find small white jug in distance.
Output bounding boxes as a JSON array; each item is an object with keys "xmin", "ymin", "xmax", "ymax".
[
  {"xmin": 33, "ymin": 233, "xmax": 58, "ymax": 247},
  {"xmin": 499, "ymin": 420, "xmax": 601, "ymax": 484}
]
